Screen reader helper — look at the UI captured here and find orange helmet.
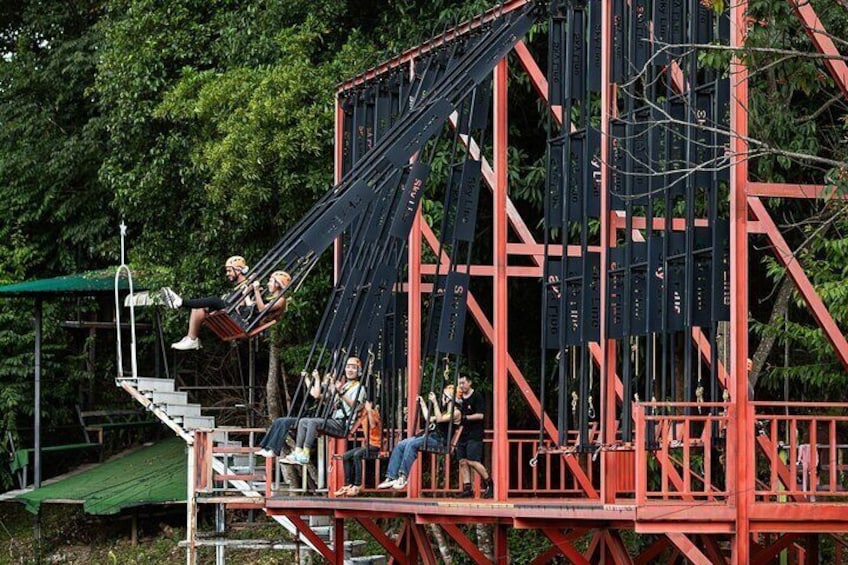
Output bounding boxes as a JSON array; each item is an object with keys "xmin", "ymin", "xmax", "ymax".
[
  {"xmin": 270, "ymin": 270, "xmax": 292, "ymax": 289},
  {"xmin": 225, "ymin": 255, "xmax": 248, "ymax": 274}
]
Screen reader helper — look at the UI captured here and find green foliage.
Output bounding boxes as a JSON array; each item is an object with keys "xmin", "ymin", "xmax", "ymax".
[{"xmin": 745, "ymin": 0, "xmax": 848, "ymax": 185}]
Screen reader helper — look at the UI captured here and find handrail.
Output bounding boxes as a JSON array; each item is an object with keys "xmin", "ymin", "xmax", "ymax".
[{"xmin": 114, "ymin": 222, "xmax": 138, "ymax": 380}]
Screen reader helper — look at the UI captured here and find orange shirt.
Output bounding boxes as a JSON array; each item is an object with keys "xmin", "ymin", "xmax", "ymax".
[{"xmin": 358, "ymin": 409, "xmax": 383, "ymax": 448}]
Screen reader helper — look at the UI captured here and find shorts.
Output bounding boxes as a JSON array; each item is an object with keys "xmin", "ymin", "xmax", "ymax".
[{"xmin": 455, "ymin": 439, "xmax": 483, "ymax": 463}]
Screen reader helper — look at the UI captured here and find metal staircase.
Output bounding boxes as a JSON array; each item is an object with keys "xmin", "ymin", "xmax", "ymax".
[{"xmin": 112, "ymin": 226, "xmax": 386, "ymax": 563}]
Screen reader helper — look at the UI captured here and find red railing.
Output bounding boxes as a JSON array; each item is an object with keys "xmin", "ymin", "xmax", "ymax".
[
  {"xmin": 193, "ymin": 428, "xmax": 267, "ymax": 500},
  {"xmin": 416, "ymin": 430, "xmax": 593, "ymax": 497},
  {"xmin": 634, "ymin": 402, "xmax": 731, "ymax": 503},
  {"xmin": 753, "ymin": 402, "xmax": 848, "ymax": 501}
]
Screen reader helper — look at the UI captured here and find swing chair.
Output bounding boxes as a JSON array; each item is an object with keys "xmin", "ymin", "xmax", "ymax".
[{"xmin": 410, "ymin": 82, "xmax": 490, "ymax": 457}]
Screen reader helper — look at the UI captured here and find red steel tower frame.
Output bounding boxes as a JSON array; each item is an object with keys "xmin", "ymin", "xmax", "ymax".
[{"xmin": 188, "ymin": 0, "xmax": 848, "ymax": 562}]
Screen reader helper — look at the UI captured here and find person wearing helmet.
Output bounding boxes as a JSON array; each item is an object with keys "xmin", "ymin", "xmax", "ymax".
[
  {"xmin": 251, "ymin": 270, "xmax": 291, "ymax": 316},
  {"xmin": 281, "ymin": 356, "xmax": 366, "ymax": 465},
  {"xmin": 163, "ymin": 255, "xmax": 254, "ymax": 350}
]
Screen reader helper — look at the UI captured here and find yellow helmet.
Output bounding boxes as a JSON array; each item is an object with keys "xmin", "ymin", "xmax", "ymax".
[
  {"xmin": 225, "ymin": 255, "xmax": 248, "ymax": 274},
  {"xmin": 271, "ymin": 270, "xmax": 292, "ymax": 289}
]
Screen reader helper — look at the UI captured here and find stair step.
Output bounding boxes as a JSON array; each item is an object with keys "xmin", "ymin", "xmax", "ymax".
[
  {"xmin": 344, "ymin": 540, "xmax": 367, "ymax": 558},
  {"xmin": 347, "ymin": 557, "xmax": 387, "ymax": 565},
  {"xmin": 150, "ymin": 391, "xmax": 189, "ymax": 405},
  {"xmin": 135, "ymin": 377, "xmax": 175, "ymax": 392},
  {"xmin": 181, "ymin": 415, "xmax": 215, "ymax": 429},
  {"xmin": 310, "ymin": 525, "xmax": 332, "ymax": 541},
  {"xmin": 162, "ymin": 403, "xmax": 201, "ymax": 417}
]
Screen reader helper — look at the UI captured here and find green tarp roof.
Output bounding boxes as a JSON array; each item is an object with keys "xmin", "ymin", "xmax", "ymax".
[
  {"xmin": 0, "ymin": 268, "xmax": 148, "ymax": 297},
  {"xmin": 16, "ymin": 438, "xmax": 186, "ymax": 515}
]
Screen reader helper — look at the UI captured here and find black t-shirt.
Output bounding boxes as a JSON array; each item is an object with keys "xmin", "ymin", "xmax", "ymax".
[{"xmin": 459, "ymin": 390, "xmax": 485, "ymax": 442}]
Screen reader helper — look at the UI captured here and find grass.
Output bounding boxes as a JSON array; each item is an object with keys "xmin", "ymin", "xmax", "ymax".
[{"xmin": 0, "ymin": 503, "xmax": 304, "ymax": 565}]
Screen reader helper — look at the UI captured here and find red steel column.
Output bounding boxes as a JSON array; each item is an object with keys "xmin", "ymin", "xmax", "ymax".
[
  {"xmin": 730, "ymin": 0, "xmax": 751, "ymax": 562},
  {"xmin": 330, "ymin": 96, "xmax": 346, "ymax": 491},
  {"xmin": 333, "ymin": 96, "xmax": 344, "ymax": 277},
  {"xmin": 493, "ymin": 58, "xmax": 509, "ymax": 501},
  {"xmin": 407, "ymin": 57, "xmax": 424, "ymax": 498}
]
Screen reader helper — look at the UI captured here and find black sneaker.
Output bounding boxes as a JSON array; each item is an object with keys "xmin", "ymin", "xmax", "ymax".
[
  {"xmin": 482, "ymin": 482, "xmax": 494, "ymax": 499},
  {"xmin": 456, "ymin": 488, "xmax": 474, "ymax": 498}
]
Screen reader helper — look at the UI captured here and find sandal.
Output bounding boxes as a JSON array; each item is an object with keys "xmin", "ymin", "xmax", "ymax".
[
  {"xmin": 346, "ymin": 485, "xmax": 362, "ymax": 497},
  {"xmin": 334, "ymin": 485, "xmax": 351, "ymax": 497}
]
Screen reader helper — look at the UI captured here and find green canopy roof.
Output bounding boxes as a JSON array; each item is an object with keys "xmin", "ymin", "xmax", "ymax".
[
  {"xmin": 0, "ymin": 268, "xmax": 148, "ymax": 297},
  {"xmin": 16, "ymin": 438, "xmax": 186, "ymax": 515}
]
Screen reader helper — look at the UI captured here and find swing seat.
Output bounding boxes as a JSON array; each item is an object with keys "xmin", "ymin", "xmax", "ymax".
[
  {"xmin": 318, "ymin": 423, "xmax": 352, "ymax": 440},
  {"xmin": 420, "ymin": 425, "xmax": 464, "ymax": 455},
  {"xmin": 205, "ymin": 309, "xmax": 279, "ymax": 342}
]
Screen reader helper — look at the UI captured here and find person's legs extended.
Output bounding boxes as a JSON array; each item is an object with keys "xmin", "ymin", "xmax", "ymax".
[
  {"xmin": 379, "ymin": 437, "xmax": 413, "ymax": 486},
  {"xmin": 399, "ymin": 435, "xmax": 442, "ymax": 479}
]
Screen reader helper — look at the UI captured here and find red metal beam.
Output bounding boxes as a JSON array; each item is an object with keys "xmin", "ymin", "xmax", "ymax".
[
  {"xmin": 752, "ymin": 532, "xmax": 802, "ymax": 565},
  {"xmin": 788, "ymin": 0, "xmax": 848, "ymax": 99},
  {"xmin": 730, "ymin": 0, "xmax": 752, "ymax": 560},
  {"xmin": 747, "ymin": 181, "xmax": 837, "ymax": 199},
  {"xmin": 528, "ymin": 545, "xmax": 564, "ymax": 565},
  {"xmin": 441, "ymin": 523, "xmax": 493, "ymax": 565},
  {"xmin": 495, "ymin": 524, "xmax": 509, "ymax": 564},
  {"xmin": 692, "ymin": 327, "xmax": 728, "ymax": 389},
  {"xmin": 748, "ymin": 196, "xmax": 848, "ymax": 370},
  {"xmin": 407, "ymin": 208, "xmax": 423, "ymax": 498},
  {"xmin": 513, "ymin": 40, "xmax": 565, "ymax": 128},
  {"xmin": 699, "ymin": 534, "xmax": 728, "ymax": 565},
  {"xmin": 604, "ymin": 529, "xmax": 634, "ymax": 564},
  {"xmin": 584, "ymin": 530, "xmax": 603, "ymax": 561},
  {"xmin": 338, "ymin": 0, "xmax": 532, "ymax": 92},
  {"xmin": 541, "ymin": 528, "xmax": 592, "ymax": 565},
  {"xmin": 493, "ymin": 57, "xmax": 509, "ymax": 504},
  {"xmin": 332, "ymin": 518, "xmax": 345, "ymax": 565},
  {"xmin": 287, "ymin": 514, "xmax": 336, "ymax": 563},
  {"xmin": 634, "ymin": 536, "xmax": 671, "ymax": 565},
  {"xmin": 357, "ymin": 518, "xmax": 408, "ymax": 565},
  {"xmin": 410, "ymin": 522, "xmax": 438, "ymax": 565},
  {"xmin": 615, "ymin": 215, "xmax": 711, "ymax": 231},
  {"xmin": 666, "ymin": 532, "xmax": 713, "ymax": 565}
]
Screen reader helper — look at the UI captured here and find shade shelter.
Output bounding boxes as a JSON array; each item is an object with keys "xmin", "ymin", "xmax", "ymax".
[
  {"xmin": 0, "ymin": 269, "xmax": 148, "ymax": 488},
  {"xmin": 16, "ymin": 437, "xmax": 186, "ymax": 515}
]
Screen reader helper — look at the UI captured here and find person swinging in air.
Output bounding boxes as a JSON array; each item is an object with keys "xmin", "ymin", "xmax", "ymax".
[{"xmin": 162, "ymin": 255, "xmax": 289, "ymax": 350}]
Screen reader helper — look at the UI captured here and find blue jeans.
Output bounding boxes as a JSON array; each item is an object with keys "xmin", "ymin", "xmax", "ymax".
[
  {"xmin": 342, "ymin": 445, "xmax": 381, "ymax": 486},
  {"xmin": 259, "ymin": 417, "xmax": 298, "ymax": 455},
  {"xmin": 385, "ymin": 434, "xmax": 445, "ymax": 480}
]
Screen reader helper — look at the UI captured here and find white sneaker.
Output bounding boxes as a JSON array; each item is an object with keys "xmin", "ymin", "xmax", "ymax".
[
  {"xmin": 393, "ymin": 475, "xmax": 408, "ymax": 490},
  {"xmin": 280, "ymin": 453, "xmax": 301, "ymax": 465},
  {"xmin": 256, "ymin": 449, "xmax": 274, "ymax": 458},
  {"xmin": 161, "ymin": 287, "xmax": 183, "ymax": 309},
  {"xmin": 376, "ymin": 478, "xmax": 396, "ymax": 489},
  {"xmin": 171, "ymin": 336, "xmax": 200, "ymax": 350}
]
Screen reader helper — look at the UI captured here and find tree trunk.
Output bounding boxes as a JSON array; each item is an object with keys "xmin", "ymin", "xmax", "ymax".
[
  {"xmin": 750, "ymin": 276, "xmax": 793, "ymax": 393},
  {"xmin": 476, "ymin": 523, "xmax": 493, "ymax": 561},
  {"xmin": 267, "ymin": 340, "xmax": 282, "ymax": 420},
  {"xmin": 428, "ymin": 524, "xmax": 453, "ymax": 564}
]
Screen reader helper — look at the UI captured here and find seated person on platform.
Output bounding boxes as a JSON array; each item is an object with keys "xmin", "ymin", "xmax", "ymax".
[
  {"xmin": 255, "ymin": 370, "xmax": 325, "ymax": 459},
  {"xmin": 335, "ymin": 400, "xmax": 382, "ymax": 497},
  {"xmin": 163, "ymin": 255, "xmax": 254, "ymax": 350},
  {"xmin": 376, "ymin": 384, "xmax": 461, "ymax": 491},
  {"xmin": 281, "ymin": 356, "xmax": 366, "ymax": 465}
]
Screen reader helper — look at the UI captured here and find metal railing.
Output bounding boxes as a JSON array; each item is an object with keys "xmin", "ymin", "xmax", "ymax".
[
  {"xmin": 753, "ymin": 402, "xmax": 848, "ymax": 502},
  {"xmin": 634, "ymin": 402, "xmax": 731, "ymax": 503}
]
